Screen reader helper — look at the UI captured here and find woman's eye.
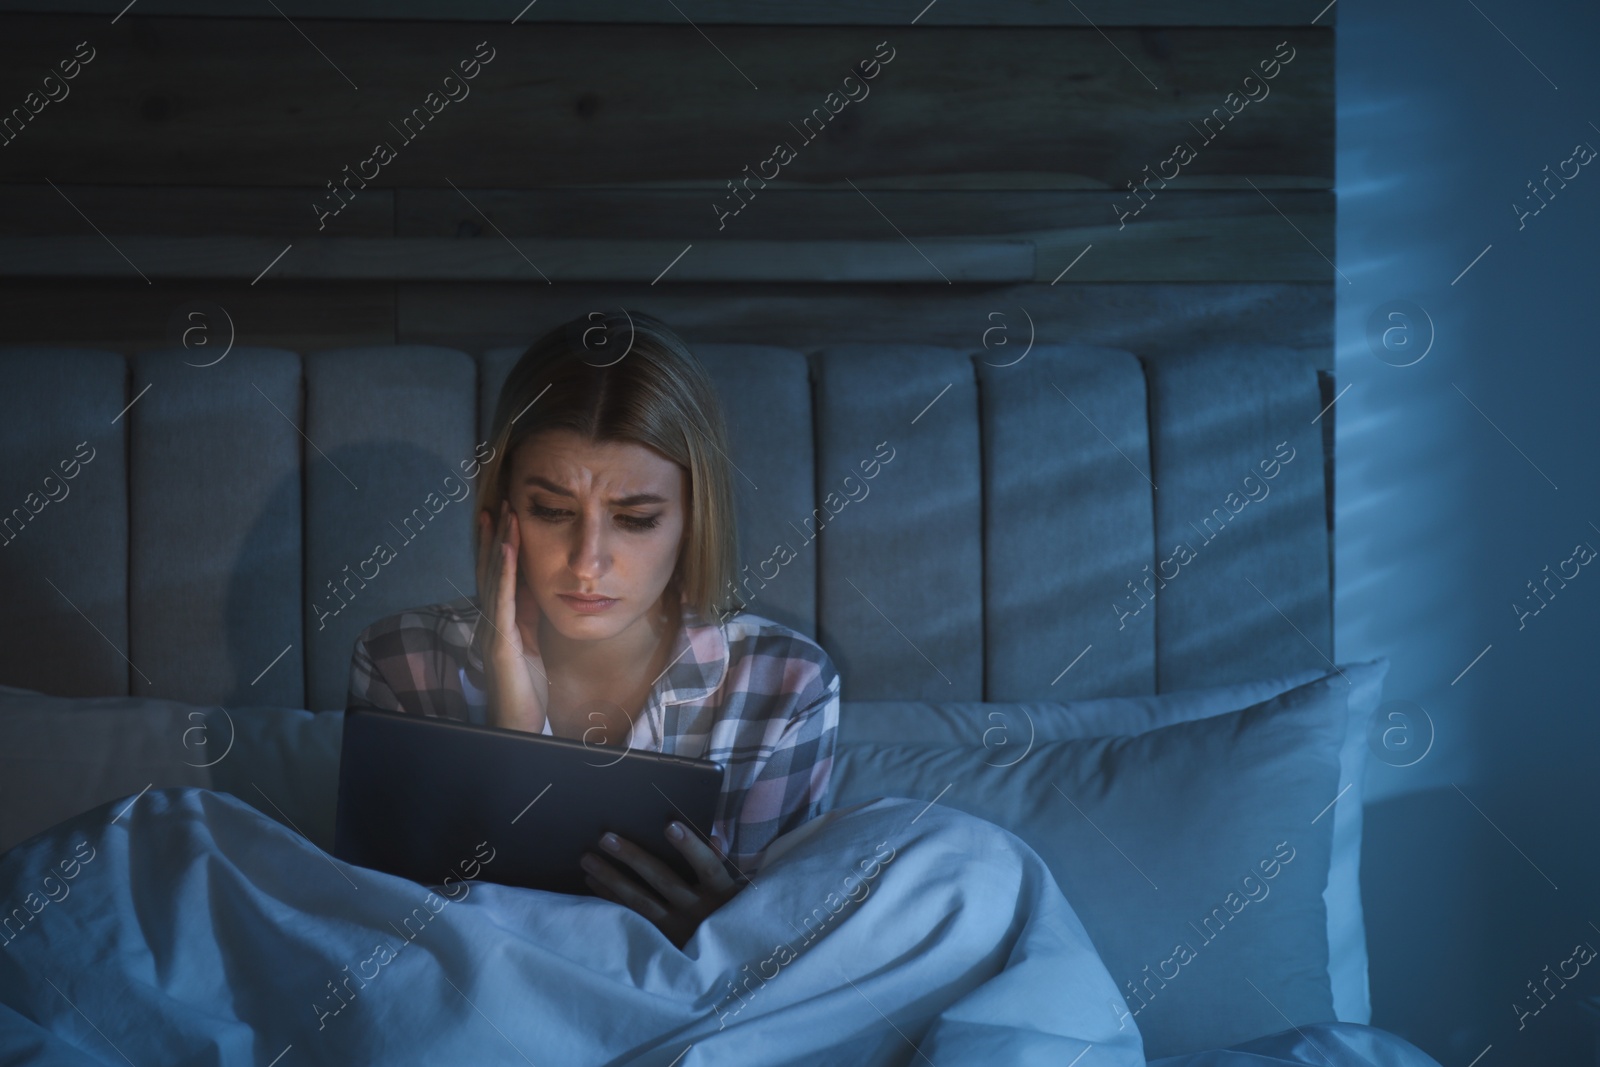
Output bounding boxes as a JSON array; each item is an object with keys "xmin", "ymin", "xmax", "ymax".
[{"xmin": 529, "ymin": 504, "xmax": 659, "ymax": 532}]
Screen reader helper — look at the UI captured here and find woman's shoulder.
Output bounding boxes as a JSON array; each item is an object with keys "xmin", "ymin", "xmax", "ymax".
[
  {"xmin": 712, "ymin": 609, "xmax": 840, "ymax": 705},
  {"xmin": 352, "ymin": 593, "xmax": 480, "ymax": 658},
  {"xmin": 347, "ymin": 594, "xmax": 481, "ymax": 718}
]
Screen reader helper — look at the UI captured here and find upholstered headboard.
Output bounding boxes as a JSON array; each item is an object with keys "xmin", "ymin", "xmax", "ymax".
[{"xmin": 0, "ymin": 343, "xmax": 1332, "ymax": 712}]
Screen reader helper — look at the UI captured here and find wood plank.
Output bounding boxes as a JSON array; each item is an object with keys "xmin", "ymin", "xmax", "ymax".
[
  {"xmin": 0, "ymin": 184, "xmax": 1335, "ymax": 241},
  {"xmin": 0, "ymin": 185, "xmax": 394, "ymax": 237},
  {"xmin": 0, "ymin": 236, "xmax": 1035, "ymax": 282},
  {"xmin": 0, "ymin": 1, "xmax": 1338, "ymax": 25},
  {"xmin": 0, "ymin": 185, "xmax": 1335, "ymax": 281},
  {"xmin": 396, "ymin": 281, "xmax": 1335, "ymax": 370},
  {"xmin": 0, "ymin": 18, "xmax": 1331, "ymax": 189},
  {"xmin": 0, "ymin": 280, "xmax": 396, "ymax": 352},
  {"xmin": 400, "ymin": 187, "xmax": 1336, "ymax": 282},
  {"xmin": 1028, "ymin": 194, "xmax": 1335, "ymax": 282},
  {"xmin": 397, "ymin": 187, "xmax": 1331, "ymax": 239}
]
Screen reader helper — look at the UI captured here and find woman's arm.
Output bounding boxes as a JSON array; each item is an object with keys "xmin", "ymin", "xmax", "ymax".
[
  {"xmin": 476, "ymin": 499, "xmax": 550, "ymax": 733},
  {"xmin": 343, "ymin": 603, "xmax": 478, "ymax": 718},
  {"xmin": 725, "ymin": 666, "xmax": 841, "ymax": 876},
  {"xmin": 581, "ymin": 652, "xmax": 841, "ymax": 947},
  {"xmin": 346, "ymin": 626, "xmax": 404, "ymax": 714}
]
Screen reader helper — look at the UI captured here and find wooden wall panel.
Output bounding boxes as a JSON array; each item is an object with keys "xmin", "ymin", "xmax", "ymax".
[
  {"xmin": 0, "ymin": 186, "xmax": 394, "ymax": 237},
  {"xmin": 0, "ymin": 13, "xmax": 1333, "ymax": 351},
  {"xmin": 0, "ymin": 2, "xmax": 1338, "ymax": 26},
  {"xmin": 0, "ymin": 235, "xmax": 1037, "ymax": 283},
  {"xmin": 0, "ymin": 185, "xmax": 1335, "ymax": 283},
  {"xmin": 396, "ymin": 187, "xmax": 1332, "ymax": 242},
  {"xmin": 0, "ymin": 18, "xmax": 1331, "ymax": 191},
  {"xmin": 402, "ymin": 187, "xmax": 1336, "ymax": 283}
]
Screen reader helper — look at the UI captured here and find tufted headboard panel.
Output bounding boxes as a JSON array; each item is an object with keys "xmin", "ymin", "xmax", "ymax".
[{"xmin": 0, "ymin": 343, "xmax": 1332, "ymax": 712}]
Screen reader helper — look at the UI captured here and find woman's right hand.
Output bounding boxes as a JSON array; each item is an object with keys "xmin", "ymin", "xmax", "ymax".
[{"xmin": 476, "ymin": 500, "xmax": 551, "ymax": 734}]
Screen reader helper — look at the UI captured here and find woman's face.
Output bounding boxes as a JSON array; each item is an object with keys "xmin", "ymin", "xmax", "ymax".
[{"xmin": 505, "ymin": 429, "xmax": 688, "ymax": 640}]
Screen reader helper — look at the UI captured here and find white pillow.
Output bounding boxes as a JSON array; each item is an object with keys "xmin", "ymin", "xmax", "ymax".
[
  {"xmin": 829, "ymin": 658, "xmax": 1389, "ymax": 1025},
  {"xmin": 0, "ymin": 684, "xmax": 341, "ymax": 854}
]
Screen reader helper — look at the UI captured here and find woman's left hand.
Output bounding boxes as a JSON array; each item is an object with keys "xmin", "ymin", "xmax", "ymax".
[{"xmin": 581, "ymin": 822, "xmax": 745, "ymax": 949}]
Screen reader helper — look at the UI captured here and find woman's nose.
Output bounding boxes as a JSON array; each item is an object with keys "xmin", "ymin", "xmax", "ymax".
[{"xmin": 568, "ymin": 515, "xmax": 610, "ymax": 577}]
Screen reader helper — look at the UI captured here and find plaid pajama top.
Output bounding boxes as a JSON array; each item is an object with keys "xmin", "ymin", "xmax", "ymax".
[{"xmin": 345, "ymin": 594, "xmax": 840, "ymax": 875}]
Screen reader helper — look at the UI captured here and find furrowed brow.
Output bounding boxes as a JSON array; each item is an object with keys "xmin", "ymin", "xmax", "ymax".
[{"xmin": 523, "ymin": 474, "xmax": 666, "ymax": 507}]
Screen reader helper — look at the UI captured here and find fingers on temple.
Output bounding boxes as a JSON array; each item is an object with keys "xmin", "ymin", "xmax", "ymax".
[{"xmin": 501, "ymin": 533, "xmax": 517, "ymax": 584}]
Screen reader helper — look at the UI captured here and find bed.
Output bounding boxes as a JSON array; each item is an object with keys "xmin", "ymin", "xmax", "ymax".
[{"xmin": 0, "ymin": 342, "xmax": 1440, "ymax": 1065}]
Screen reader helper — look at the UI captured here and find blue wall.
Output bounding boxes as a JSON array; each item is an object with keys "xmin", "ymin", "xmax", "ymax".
[{"xmin": 1338, "ymin": 2, "xmax": 1600, "ymax": 1061}]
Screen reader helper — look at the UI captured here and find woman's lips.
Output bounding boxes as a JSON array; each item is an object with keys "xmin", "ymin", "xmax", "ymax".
[{"xmin": 559, "ymin": 594, "xmax": 618, "ymax": 614}]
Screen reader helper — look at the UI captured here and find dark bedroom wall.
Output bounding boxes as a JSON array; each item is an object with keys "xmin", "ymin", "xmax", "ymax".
[
  {"xmin": 1337, "ymin": 1, "xmax": 1600, "ymax": 1063},
  {"xmin": 0, "ymin": 13, "xmax": 1335, "ymax": 354}
]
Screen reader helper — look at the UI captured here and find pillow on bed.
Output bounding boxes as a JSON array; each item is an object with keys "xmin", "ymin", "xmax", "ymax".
[
  {"xmin": 823, "ymin": 673, "xmax": 1351, "ymax": 1060},
  {"xmin": 830, "ymin": 657, "xmax": 1387, "ymax": 1027},
  {"xmin": 0, "ymin": 684, "xmax": 342, "ymax": 855}
]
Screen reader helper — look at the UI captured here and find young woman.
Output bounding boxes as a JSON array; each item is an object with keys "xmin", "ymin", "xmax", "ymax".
[{"xmin": 345, "ymin": 310, "xmax": 841, "ymax": 949}]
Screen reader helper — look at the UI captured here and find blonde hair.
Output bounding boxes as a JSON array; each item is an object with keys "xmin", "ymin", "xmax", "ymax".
[{"xmin": 473, "ymin": 310, "xmax": 744, "ymax": 624}]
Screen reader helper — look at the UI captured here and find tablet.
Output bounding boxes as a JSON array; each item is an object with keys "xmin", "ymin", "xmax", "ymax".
[{"xmin": 333, "ymin": 706, "xmax": 726, "ymax": 897}]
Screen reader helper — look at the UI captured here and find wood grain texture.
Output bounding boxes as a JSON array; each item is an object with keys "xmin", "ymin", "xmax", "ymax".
[
  {"xmin": 0, "ymin": 236, "xmax": 1036, "ymax": 282},
  {"xmin": 0, "ymin": 185, "xmax": 1334, "ymax": 281},
  {"xmin": 396, "ymin": 187, "xmax": 1328, "ymax": 239},
  {"xmin": 0, "ymin": 185, "xmax": 395, "ymax": 237},
  {"xmin": 0, "ymin": 1, "xmax": 1338, "ymax": 26},
  {"xmin": 402, "ymin": 187, "xmax": 1336, "ymax": 282},
  {"xmin": 0, "ymin": 15, "xmax": 1334, "ymax": 349},
  {"xmin": 0, "ymin": 17, "xmax": 1331, "ymax": 190}
]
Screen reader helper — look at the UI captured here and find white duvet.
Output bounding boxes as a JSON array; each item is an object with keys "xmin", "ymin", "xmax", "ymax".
[{"xmin": 0, "ymin": 787, "xmax": 1437, "ymax": 1066}]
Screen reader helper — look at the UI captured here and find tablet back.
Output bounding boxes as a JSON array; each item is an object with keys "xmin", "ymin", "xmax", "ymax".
[{"xmin": 334, "ymin": 706, "xmax": 726, "ymax": 896}]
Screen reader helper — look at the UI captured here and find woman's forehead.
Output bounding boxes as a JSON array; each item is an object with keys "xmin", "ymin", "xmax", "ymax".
[{"xmin": 513, "ymin": 430, "xmax": 682, "ymax": 493}]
